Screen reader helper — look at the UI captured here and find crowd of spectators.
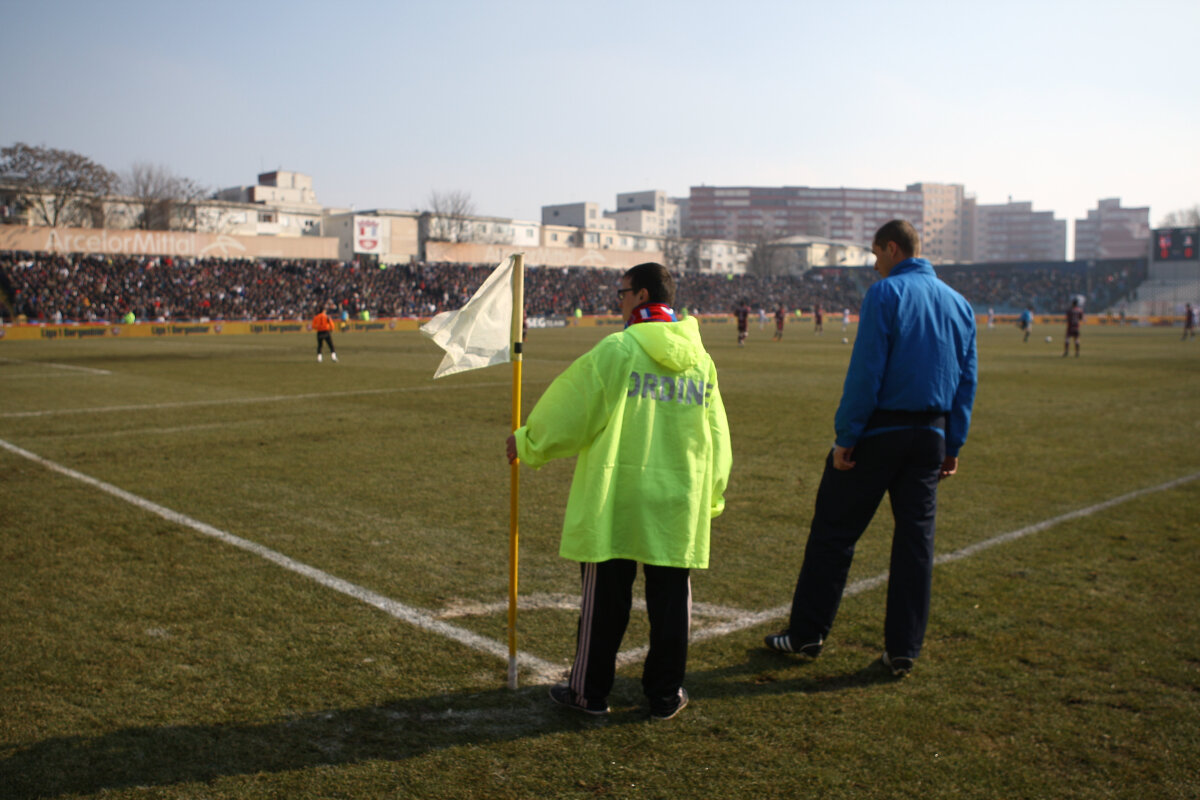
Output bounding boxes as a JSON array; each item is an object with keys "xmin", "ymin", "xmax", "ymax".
[
  {"xmin": 938, "ymin": 265, "xmax": 1085, "ymax": 312},
  {"xmin": 0, "ymin": 253, "xmax": 867, "ymax": 323},
  {"xmin": 937, "ymin": 258, "xmax": 1144, "ymax": 314},
  {"xmin": 0, "ymin": 251, "xmax": 1146, "ymax": 324}
]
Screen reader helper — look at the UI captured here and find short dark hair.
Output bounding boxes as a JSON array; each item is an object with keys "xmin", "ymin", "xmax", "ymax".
[
  {"xmin": 873, "ymin": 219, "xmax": 921, "ymax": 258},
  {"xmin": 624, "ymin": 262, "xmax": 675, "ymax": 305}
]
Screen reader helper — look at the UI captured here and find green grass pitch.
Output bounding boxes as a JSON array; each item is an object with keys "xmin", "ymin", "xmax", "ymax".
[{"xmin": 1, "ymin": 322, "xmax": 1198, "ymax": 799}]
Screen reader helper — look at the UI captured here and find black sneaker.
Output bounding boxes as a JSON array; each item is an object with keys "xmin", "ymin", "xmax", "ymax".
[
  {"xmin": 650, "ymin": 688, "xmax": 689, "ymax": 721},
  {"xmin": 548, "ymin": 683, "xmax": 609, "ymax": 715},
  {"xmin": 763, "ymin": 631, "xmax": 823, "ymax": 659},
  {"xmin": 882, "ymin": 652, "xmax": 914, "ymax": 677}
]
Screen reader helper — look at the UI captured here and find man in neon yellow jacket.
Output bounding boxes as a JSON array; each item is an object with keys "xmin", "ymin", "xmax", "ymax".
[{"xmin": 507, "ymin": 262, "xmax": 731, "ymax": 720}]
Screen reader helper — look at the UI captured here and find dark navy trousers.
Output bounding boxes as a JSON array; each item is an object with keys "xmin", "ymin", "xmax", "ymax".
[
  {"xmin": 316, "ymin": 330, "xmax": 335, "ymax": 353},
  {"xmin": 787, "ymin": 427, "xmax": 944, "ymax": 660},
  {"xmin": 568, "ymin": 559, "xmax": 691, "ymax": 710}
]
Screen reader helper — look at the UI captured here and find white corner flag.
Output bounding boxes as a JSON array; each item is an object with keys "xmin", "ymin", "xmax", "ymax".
[
  {"xmin": 420, "ymin": 255, "xmax": 516, "ymax": 379},
  {"xmin": 419, "ymin": 252, "xmax": 528, "ymax": 691}
]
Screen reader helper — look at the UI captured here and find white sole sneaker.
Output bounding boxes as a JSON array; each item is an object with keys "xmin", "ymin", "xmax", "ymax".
[
  {"xmin": 763, "ymin": 632, "xmax": 823, "ymax": 659},
  {"xmin": 882, "ymin": 652, "xmax": 914, "ymax": 677},
  {"xmin": 650, "ymin": 688, "xmax": 689, "ymax": 721}
]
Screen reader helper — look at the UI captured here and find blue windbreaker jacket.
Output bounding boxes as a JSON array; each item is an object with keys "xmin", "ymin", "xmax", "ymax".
[{"xmin": 835, "ymin": 258, "xmax": 978, "ymax": 456}]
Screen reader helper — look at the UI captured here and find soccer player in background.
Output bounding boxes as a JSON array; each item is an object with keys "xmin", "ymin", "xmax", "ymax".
[
  {"xmin": 507, "ymin": 262, "xmax": 731, "ymax": 720},
  {"xmin": 312, "ymin": 305, "xmax": 337, "ymax": 363},
  {"xmin": 774, "ymin": 304, "xmax": 786, "ymax": 341},
  {"xmin": 765, "ymin": 220, "xmax": 977, "ymax": 677},
  {"xmin": 1183, "ymin": 303, "xmax": 1196, "ymax": 341},
  {"xmin": 1019, "ymin": 306, "xmax": 1034, "ymax": 342},
  {"xmin": 1064, "ymin": 297, "xmax": 1083, "ymax": 357},
  {"xmin": 735, "ymin": 301, "xmax": 750, "ymax": 347}
]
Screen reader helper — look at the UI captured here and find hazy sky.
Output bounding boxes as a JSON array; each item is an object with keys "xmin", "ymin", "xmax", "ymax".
[{"xmin": 2, "ymin": 0, "xmax": 1196, "ymax": 254}]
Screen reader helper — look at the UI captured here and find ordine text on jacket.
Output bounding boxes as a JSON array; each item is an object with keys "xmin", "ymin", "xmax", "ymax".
[{"xmin": 627, "ymin": 371, "xmax": 714, "ymax": 407}]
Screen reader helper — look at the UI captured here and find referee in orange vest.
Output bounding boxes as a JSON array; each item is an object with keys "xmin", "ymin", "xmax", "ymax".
[{"xmin": 312, "ymin": 305, "xmax": 338, "ymax": 363}]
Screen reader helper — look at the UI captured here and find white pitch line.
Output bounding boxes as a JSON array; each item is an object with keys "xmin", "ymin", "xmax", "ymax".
[
  {"xmin": 24, "ymin": 420, "xmax": 264, "ymax": 441},
  {"xmin": 0, "ymin": 381, "xmax": 515, "ymax": 419},
  {"xmin": 7, "ymin": 428, "xmax": 1195, "ymax": 684},
  {"xmin": 0, "ymin": 356, "xmax": 112, "ymax": 375},
  {"xmin": 614, "ymin": 469, "xmax": 1200, "ymax": 668},
  {"xmin": 0, "ymin": 437, "xmax": 560, "ymax": 678},
  {"xmin": 1, "ymin": 372, "xmax": 102, "ymax": 379},
  {"xmin": 435, "ymin": 593, "xmax": 745, "ymax": 621}
]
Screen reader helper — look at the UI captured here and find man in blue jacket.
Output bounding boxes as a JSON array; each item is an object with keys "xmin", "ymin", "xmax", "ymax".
[{"xmin": 765, "ymin": 219, "xmax": 978, "ymax": 676}]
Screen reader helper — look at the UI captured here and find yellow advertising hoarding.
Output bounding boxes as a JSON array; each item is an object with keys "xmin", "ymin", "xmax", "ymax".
[
  {"xmin": 0, "ymin": 313, "xmax": 1172, "ymax": 343},
  {"xmin": 0, "ymin": 317, "xmax": 426, "ymax": 342}
]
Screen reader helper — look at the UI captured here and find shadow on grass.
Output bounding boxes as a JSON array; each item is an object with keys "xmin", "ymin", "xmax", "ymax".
[
  {"xmin": 0, "ymin": 684, "xmax": 628, "ymax": 799},
  {"xmin": 0, "ymin": 652, "xmax": 897, "ymax": 798},
  {"xmin": 691, "ymin": 646, "xmax": 906, "ymax": 699}
]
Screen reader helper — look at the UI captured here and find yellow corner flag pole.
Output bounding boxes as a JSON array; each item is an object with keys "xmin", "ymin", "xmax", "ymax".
[{"xmin": 508, "ymin": 253, "xmax": 525, "ymax": 690}]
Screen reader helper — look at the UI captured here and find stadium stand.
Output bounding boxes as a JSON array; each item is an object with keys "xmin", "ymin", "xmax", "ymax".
[
  {"xmin": 936, "ymin": 258, "xmax": 1145, "ymax": 314},
  {"xmin": 0, "ymin": 251, "xmax": 1146, "ymax": 324}
]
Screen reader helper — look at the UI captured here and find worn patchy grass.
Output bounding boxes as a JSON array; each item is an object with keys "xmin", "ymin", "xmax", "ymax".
[{"xmin": 1, "ymin": 322, "xmax": 1198, "ymax": 799}]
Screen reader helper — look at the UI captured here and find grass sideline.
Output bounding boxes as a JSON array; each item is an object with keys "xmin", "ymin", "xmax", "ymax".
[{"xmin": 1, "ymin": 323, "xmax": 1198, "ymax": 799}]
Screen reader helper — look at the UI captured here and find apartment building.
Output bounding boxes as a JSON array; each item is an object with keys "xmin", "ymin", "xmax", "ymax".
[
  {"xmin": 0, "ymin": 181, "xmax": 267, "ymax": 237},
  {"xmin": 691, "ymin": 239, "xmax": 751, "ymax": 273},
  {"xmin": 324, "ymin": 209, "xmax": 421, "ymax": 263},
  {"xmin": 752, "ymin": 235, "xmax": 875, "ymax": 275},
  {"xmin": 214, "ymin": 171, "xmax": 324, "ymax": 236},
  {"xmin": 685, "ymin": 185, "xmax": 925, "ymax": 244},
  {"xmin": 541, "ymin": 202, "xmax": 614, "ymax": 230},
  {"xmin": 907, "ymin": 182, "xmax": 965, "ymax": 263},
  {"xmin": 1074, "ymin": 198, "xmax": 1150, "ymax": 260},
  {"xmin": 605, "ymin": 190, "xmax": 682, "ymax": 236},
  {"xmin": 963, "ymin": 198, "xmax": 1066, "ymax": 262}
]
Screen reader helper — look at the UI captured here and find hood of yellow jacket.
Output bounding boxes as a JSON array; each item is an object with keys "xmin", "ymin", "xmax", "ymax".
[{"xmin": 623, "ymin": 316, "xmax": 705, "ymax": 373}]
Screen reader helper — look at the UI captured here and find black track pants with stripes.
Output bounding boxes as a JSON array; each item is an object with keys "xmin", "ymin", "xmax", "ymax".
[{"xmin": 567, "ymin": 559, "xmax": 691, "ymax": 709}]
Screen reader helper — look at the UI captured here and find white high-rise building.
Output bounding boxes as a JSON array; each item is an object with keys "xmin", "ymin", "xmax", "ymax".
[
  {"xmin": 1074, "ymin": 198, "xmax": 1150, "ymax": 260},
  {"xmin": 907, "ymin": 182, "xmax": 965, "ymax": 264},
  {"xmin": 963, "ymin": 198, "xmax": 1066, "ymax": 263},
  {"xmin": 606, "ymin": 190, "xmax": 681, "ymax": 237}
]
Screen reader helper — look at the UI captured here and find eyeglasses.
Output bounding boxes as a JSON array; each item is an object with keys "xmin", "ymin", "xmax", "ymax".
[{"xmin": 616, "ymin": 288, "xmax": 635, "ymax": 298}]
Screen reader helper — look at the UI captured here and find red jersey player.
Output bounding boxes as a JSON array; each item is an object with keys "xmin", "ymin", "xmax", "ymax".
[
  {"xmin": 1064, "ymin": 298, "xmax": 1083, "ymax": 358},
  {"xmin": 735, "ymin": 302, "xmax": 750, "ymax": 347}
]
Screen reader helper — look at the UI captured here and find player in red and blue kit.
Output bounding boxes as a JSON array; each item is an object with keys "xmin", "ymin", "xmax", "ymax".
[
  {"xmin": 1064, "ymin": 298, "xmax": 1083, "ymax": 358},
  {"xmin": 734, "ymin": 302, "xmax": 750, "ymax": 347}
]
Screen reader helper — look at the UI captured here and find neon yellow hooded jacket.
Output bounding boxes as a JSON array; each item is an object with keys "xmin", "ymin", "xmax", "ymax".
[{"xmin": 514, "ymin": 316, "xmax": 731, "ymax": 569}]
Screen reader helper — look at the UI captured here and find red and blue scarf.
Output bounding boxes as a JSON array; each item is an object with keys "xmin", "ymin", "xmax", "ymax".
[{"xmin": 626, "ymin": 302, "xmax": 678, "ymax": 328}]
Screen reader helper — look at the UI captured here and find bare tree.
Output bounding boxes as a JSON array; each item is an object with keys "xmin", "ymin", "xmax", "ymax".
[
  {"xmin": 426, "ymin": 190, "xmax": 476, "ymax": 242},
  {"xmin": 661, "ymin": 234, "xmax": 688, "ymax": 272},
  {"xmin": 685, "ymin": 237, "xmax": 704, "ymax": 272},
  {"xmin": 120, "ymin": 162, "xmax": 208, "ymax": 231},
  {"xmin": 191, "ymin": 202, "xmax": 243, "ymax": 235},
  {"xmin": 0, "ymin": 142, "xmax": 118, "ymax": 227},
  {"xmin": 1158, "ymin": 205, "xmax": 1200, "ymax": 228},
  {"xmin": 743, "ymin": 232, "xmax": 786, "ymax": 277}
]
